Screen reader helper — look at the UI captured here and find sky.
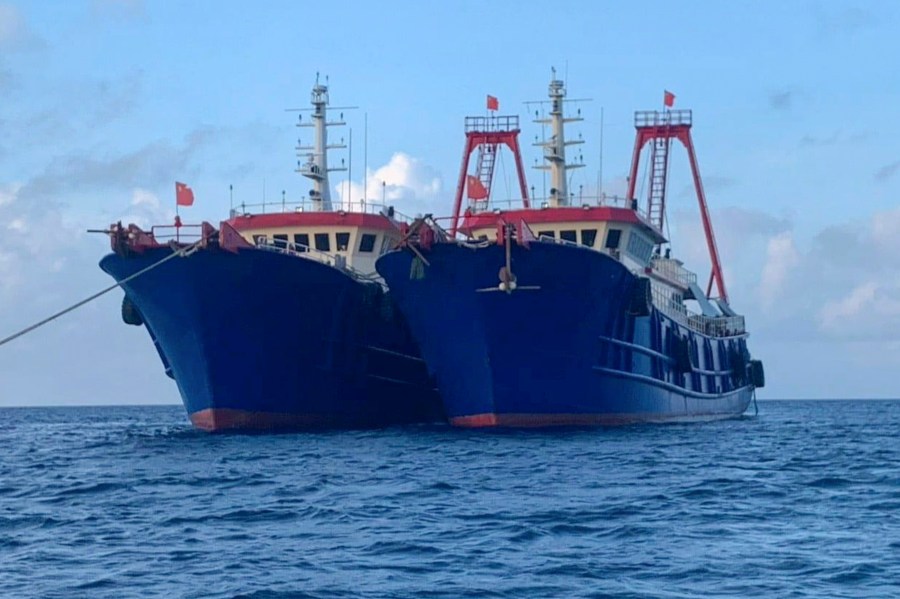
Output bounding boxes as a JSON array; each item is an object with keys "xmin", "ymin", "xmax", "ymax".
[{"xmin": 1, "ymin": 0, "xmax": 899, "ymax": 405}]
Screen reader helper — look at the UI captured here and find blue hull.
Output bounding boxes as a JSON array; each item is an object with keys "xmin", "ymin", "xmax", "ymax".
[
  {"xmin": 376, "ymin": 242, "xmax": 754, "ymax": 427},
  {"xmin": 101, "ymin": 246, "xmax": 442, "ymax": 431}
]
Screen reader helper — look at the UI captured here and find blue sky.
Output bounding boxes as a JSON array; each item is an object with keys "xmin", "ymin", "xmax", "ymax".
[{"xmin": 1, "ymin": 0, "xmax": 899, "ymax": 404}]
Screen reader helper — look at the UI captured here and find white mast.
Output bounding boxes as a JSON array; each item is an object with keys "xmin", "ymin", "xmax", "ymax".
[
  {"xmin": 533, "ymin": 68, "xmax": 584, "ymax": 207},
  {"xmin": 296, "ymin": 75, "xmax": 347, "ymax": 211}
]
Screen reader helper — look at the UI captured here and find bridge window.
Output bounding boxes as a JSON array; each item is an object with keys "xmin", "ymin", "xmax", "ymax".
[
  {"xmin": 537, "ymin": 230, "xmax": 555, "ymax": 239},
  {"xmin": 626, "ymin": 231, "xmax": 653, "ymax": 263},
  {"xmin": 605, "ymin": 229, "xmax": 622, "ymax": 249},
  {"xmin": 314, "ymin": 233, "xmax": 330, "ymax": 252},
  {"xmin": 293, "ymin": 233, "xmax": 309, "ymax": 252},
  {"xmin": 560, "ymin": 230, "xmax": 577, "ymax": 243},
  {"xmin": 581, "ymin": 229, "xmax": 597, "ymax": 247},
  {"xmin": 336, "ymin": 232, "xmax": 350, "ymax": 252},
  {"xmin": 273, "ymin": 234, "xmax": 288, "ymax": 249},
  {"xmin": 359, "ymin": 233, "xmax": 377, "ymax": 253}
]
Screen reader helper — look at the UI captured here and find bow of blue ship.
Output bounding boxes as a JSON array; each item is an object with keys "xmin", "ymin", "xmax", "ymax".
[{"xmin": 101, "ymin": 236, "xmax": 441, "ymax": 431}]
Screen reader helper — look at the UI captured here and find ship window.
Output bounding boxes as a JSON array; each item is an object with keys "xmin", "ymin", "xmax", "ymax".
[
  {"xmin": 380, "ymin": 236, "xmax": 393, "ymax": 255},
  {"xmin": 560, "ymin": 230, "xmax": 577, "ymax": 243},
  {"xmin": 537, "ymin": 230, "xmax": 555, "ymax": 239},
  {"xmin": 252, "ymin": 234, "xmax": 267, "ymax": 245},
  {"xmin": 477, "ymin": 235, "xmax": 488, "ymax": 241},
  {"xmin": 359, "ymin": 233, "xmax": 377, "ymax": 253},
  {"xmin": 336, "ymin": 232, "xmax": 350, "ymax": 252},
  {"xmin": 273, "ymin": 234, "xmax": 288, "ymax": 249},
  {"xmin": 293, "ymin": 233, "xmax": 309, "ymax": 252},
  {"xmin": 605, "ymin": 229, "xmax": 622, "ymax": 249},
  {"xmin": 314, "ymin": 233, "xmax": 330, "ymax": 252},
  {"xmin": 626, "ymin": 231, "xmax": 654, "ymax": 263},
  {"xmin": 581, "ymin": 229, "xmax": 597, "ymax": 247}
]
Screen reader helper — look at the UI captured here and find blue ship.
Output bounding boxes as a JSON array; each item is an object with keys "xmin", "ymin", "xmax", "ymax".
[
  {"xmin": 376, "ymin": 74, "xmax": 764, "ymax": 427},
  {"xmin": 100, "ymin": 80, "xmax": 441, "ymax": 431}
]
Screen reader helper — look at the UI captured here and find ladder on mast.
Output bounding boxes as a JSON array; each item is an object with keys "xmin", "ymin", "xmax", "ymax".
[
  {"xmin": 625, "ymin": 108, "xmax": 730, "ymax": 304},
  {"xmin": 647, "ymin": 136, "xmax": 671, "ymax": 231},
  {"xmin": 474, "ymin": 143, "xmax": 498, "ymax": 199}
]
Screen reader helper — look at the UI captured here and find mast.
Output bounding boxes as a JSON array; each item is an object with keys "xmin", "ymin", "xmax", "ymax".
[
  {"xmin": 532, "ymin": 68, "xmax": 584, "ymax": 207},
  {"xmin": 295, "ymin": 75, "xmax": 347, "ymax": 211}
]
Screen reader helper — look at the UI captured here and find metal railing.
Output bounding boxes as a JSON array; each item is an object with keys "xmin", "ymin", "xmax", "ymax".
[
  {"xmin": 149, "ymin": 224, "xmax": 204, "ymax": 243},
  {"xmin": 467, "ymin": 193, "xmax": 645, "ymax": 216},
  {"xmin": 464, "ymin": 115, "xmax": 520, "ymax": 133},
  {"xmin": 650, "ymin": 257, "xmax": 697, "ymax": 287},
  {"xmin": 651, "ymin": 284, "xmax": 745, "ymax": 337},
  {"xmin": 228, "ymin": 199, "xmax": 414, "ymax": 223},
  {"xmin": 634, "ymin": 109, "xmax": 692, "ymax": 128}
]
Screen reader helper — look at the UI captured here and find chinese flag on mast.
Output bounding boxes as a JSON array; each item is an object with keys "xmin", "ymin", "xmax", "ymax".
[
  {"xmin": 486, "ymin": 94, "xmax": 499, "ymax": 111},
  {"xmin": 175, "ymin": 181, "xmax": 194, "ymax": 206},
  {"xmin": 664, "ymin": 90, "xmax": 675, "ymax": 108}
]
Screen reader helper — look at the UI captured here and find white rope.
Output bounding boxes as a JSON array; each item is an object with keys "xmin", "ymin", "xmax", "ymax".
[{"xmin": 0, "ymin": 240, "xmax": 202, "ymax": 348}]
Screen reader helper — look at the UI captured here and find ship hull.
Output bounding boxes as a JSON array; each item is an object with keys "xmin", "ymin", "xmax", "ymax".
[
  {"xmin": 376, "ymin": 242, "xmax": 753, "ymax": 428},
  {"xmin": 101, "ymin": 246, "xmax": 442, "ymax": 431}
]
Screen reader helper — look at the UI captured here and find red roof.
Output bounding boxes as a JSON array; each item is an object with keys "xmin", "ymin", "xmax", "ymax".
[
  {"xmin": 460, "ymin": 206, "xmax": 666, "ymax": 242},
  {"xmin": 225, "ymin": 211, "xmax": 398, "ymax": 232}
]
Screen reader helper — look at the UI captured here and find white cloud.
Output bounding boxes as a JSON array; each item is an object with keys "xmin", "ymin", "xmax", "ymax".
[
  {"xmin": 7, "ymin": 217, "xmax": 25, "ymax": 232},
  {"xmin": 0, "ymin": 183, "xmax": 18, "ymax": 207},
  {"xmin": 818, "ymin": 282, "xmax": 900, "ymax": 338},
  {"xmin": 759, "ymin": 231, "xmax": 800, "ymax": 309},
  {"xmin": 333, "ymin": 152, "xmax": 443, "ymax": 216}
]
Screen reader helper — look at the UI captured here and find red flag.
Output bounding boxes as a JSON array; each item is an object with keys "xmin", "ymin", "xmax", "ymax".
[
  {"xmin": 466, "ymin": 175, "xmax": 488, "ymax": 200},
  {"xmin": 176, "ymin": 181, "xmax": 194, "ymax": 206},
  {"xmin": 664, "ymin": 90, "xmax": 675, "ymax": 107},
  {"xmin": 486, "ymin": 95, "xmax": 499, "ymax": 111}
]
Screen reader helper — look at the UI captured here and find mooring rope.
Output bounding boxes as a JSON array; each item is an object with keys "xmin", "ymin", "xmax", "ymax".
[{"xmin": 0, "ymin": 240, "xmax": 202, "ymax": 348}]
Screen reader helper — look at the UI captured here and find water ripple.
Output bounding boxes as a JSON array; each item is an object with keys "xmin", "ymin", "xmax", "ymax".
[{"xmin": 1, "ymin": 401, "xmax": 899, "ymax": 598}]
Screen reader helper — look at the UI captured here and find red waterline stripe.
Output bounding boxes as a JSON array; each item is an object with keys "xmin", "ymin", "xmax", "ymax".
[
  {"xmin": 189, "ymin": 409, "xmax": 337, "ymax": 432},
  {"xmin": 449, "ymin": 412, "xmax": 736, "ymax": 428}
]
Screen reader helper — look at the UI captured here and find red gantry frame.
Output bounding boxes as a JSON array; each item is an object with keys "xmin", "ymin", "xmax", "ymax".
[
  {"xmin": 450, "ymin": 115, "xmax": 530, "ymax": 236},
  {"xmin": 625, "ymin": 109, "xmax": 729, "ymax": 304}
]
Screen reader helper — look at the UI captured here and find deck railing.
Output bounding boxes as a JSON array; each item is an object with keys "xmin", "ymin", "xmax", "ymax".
[
  {"xmin": 470, "ymin": 192, "xmax": 643, "ymax": 215},
  {"xmin": 651, "ymin": 285, "xmax": 745, "ymax": 337},
  {"xmin": 650, "ymin": 257, "xmax": 697, "ymax": 288},
  {"xmin": 228, "ymin": 199, "xmax": 414, "ymax": 223}
]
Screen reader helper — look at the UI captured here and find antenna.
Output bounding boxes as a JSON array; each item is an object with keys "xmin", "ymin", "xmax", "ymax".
[
  {"xmin": 598, "ymin": 106, "xmax": 604, "ymax": 200},
  {"xmin": 347, "ymin": 127, "xmax": 352, "ymax": 211},
  {"xmin": 363, "ymin": 112, "xmax": 368, "ymax": 203}
]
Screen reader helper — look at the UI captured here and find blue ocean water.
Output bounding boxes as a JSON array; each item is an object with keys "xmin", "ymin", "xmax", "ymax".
[{"xmin": 1, "ymin": 401, "xmax": 898, "ymax": 599}]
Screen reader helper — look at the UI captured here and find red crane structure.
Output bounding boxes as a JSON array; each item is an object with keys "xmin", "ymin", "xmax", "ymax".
[
  {"xmin": 450, "ymin": 115, "xmax": 530, "ymax": 236},
  {"xmin": 625, "ymin": 109, "xmax": 729, "ymax": 304}
]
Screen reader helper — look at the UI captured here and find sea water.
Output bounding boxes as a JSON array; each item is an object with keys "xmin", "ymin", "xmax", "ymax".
[{"xmin": 1, "ymin": 400, "xmax": 898, "ymax": 598}]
